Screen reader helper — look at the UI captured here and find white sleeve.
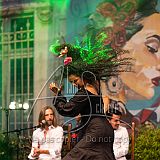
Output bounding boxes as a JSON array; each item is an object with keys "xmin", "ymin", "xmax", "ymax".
[
  {"xmin": 114, "ymin": 127, "xmax": 129, "ymax": 159},
  {"xmin": 28, "ymin": 130, "xmax": 39, "ymax": 159},
  {"xmin": 49, "ymin": 126, "xmax": 64, "ymax": 158}
]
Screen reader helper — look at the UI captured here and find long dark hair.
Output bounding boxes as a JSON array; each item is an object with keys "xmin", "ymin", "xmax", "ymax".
[
  {"xmin": 67, "ymin": 65, "xmax": 99, "ymax": 82},
  {"xmin": 38, "ymin": 106, "xmax": 57, "ymax": 127},
  {"xmin": 66, "ymin": 65, "xmax": 100, "ymax": 94}
]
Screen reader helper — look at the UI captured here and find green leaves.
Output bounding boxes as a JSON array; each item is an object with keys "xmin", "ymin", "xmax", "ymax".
[
  {"xmin": 135, "ymin": 128, "xmax": 160, "ymax": 160},
  {"xmin": 0, "ymin": 134, "xmax": 17, "ymax": 160}
]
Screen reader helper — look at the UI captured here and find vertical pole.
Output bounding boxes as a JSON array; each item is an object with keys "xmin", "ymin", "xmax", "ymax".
[
  {"xmin": 131, "ymin": 122, "xmax": 135, "ymax": 160},
  {"xmin": 16, "ymin": 131, "xmax": 20, "ymax": 160},
  {"xmin": 5, "ymin": 109, "xmax": 9, "ymax": 160},
  {"xmin": 5, "ymin": 109, "xmax": 9, "ymax": 137},
  {"xmin": 67, "ymin": 123, "xmax": 72, "ymax": 150}
]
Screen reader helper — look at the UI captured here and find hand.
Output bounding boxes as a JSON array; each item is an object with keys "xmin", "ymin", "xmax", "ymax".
[
  {"xmin": 32, "ymin": 147, "xmax": 40, "ymax": 157},
  {"xmin": 49, "ymin": 82, "xmax": 61, "ymax": 94},
  {"xmin": 59, "ymin": 46, "xmax": 68, "ymax": 57}
]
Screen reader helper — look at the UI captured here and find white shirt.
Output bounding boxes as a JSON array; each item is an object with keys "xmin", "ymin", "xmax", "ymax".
[
  {"xmin": 113, "ymin": 126, "xmax": 129, "ymax": 160},
  {"xmin": 28, "ymin": 125, "xmax": 63, "ymax": 160}
]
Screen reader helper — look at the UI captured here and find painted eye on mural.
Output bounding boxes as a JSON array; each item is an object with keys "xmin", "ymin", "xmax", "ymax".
[
  {"xmin": 145, "ymin": 36, "xmax": 160, "ymax": 54},
  {"xmin": 146, "ymin": 45, "xmax": 158, "ymax": 53},
  {"xmin": 106, "ymin": 76, "xmax": 123, "ymax": 95}
]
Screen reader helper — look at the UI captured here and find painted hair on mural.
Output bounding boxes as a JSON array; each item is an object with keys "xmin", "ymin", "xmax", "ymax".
[{"xmin": 85, "ymin": 0, "xmax": 159, "ymax": 46}]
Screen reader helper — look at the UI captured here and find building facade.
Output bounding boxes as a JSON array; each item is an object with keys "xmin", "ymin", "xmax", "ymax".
[{"xmin": 0, "ymin": 0, "xmax": 68, "ymax": 135}]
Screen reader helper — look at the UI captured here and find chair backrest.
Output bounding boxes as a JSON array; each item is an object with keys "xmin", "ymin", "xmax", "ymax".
[
  {"xmin": 67, "ymin": 123, "xmax": 72, "ymax": 151},
  {"xmin": 62, "ymin": 123, "xmax": 72, "ymax": 151}
]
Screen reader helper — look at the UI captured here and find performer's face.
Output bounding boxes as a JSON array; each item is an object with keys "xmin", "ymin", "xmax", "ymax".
[
  {"xmin": 68, "ymin": 74, "xmax": 84, "ymax": 88},
  {"xmin": 121, "ymin": 13, "xmax": 160, "ymax": 99},
  {"xmin": 44, "ymin": 109, "xmax": 54, "ymax": 126},
  {"xmin": 109, "ymin": 114, "xmax": 121, "ymax": 130}
]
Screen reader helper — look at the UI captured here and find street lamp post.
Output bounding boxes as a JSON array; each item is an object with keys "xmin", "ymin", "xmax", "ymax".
[
  {"xmin": 1, "ymin": 101, "xmax": 29, "ymax": 160},
  {"xmin": 7, "ymin": 101, "xmax": 29, "ymax": 160},
  {"xmin": 9, "ymin": 101, "xmax": 29, "ymax": 135}
]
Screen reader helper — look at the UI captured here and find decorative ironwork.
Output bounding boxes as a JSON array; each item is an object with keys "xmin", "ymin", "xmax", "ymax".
[{"xmin": 0, "ymin": 13, "xmax": 34, "ymax": 136}]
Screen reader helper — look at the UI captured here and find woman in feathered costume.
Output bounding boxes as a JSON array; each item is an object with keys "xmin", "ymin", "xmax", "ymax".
[{"xmin": 49, "ymin": 33, "xmax": 130, "ymax": 160}]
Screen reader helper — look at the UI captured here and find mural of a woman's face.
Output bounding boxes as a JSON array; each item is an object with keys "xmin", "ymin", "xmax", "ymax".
[{"xmin": 121, "ymin": 13, "xmax": 160, "ymax": 99}]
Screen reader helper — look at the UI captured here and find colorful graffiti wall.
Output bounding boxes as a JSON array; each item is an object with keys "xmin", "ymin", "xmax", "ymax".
[{"xmin": 65, "ymin": 0, "xmax": 160, "ymax": 125}]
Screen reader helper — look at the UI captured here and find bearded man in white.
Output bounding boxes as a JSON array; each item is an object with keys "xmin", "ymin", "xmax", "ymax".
[{"xmin": 28, "ymin": 106, "xmax": 63, "ymax": 160}]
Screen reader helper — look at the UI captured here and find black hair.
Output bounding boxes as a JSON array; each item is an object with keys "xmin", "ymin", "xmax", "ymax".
[
  {"xmin": 106, "ymin": 108, "xmax": 122, "ymax": 120},
  {"xmin": 67, "ymin": 66, "xmax": 82, "ymax": 77},
  {"xmin": 64, "ymin": 65, "xmax": 100, "ymax": 84}
]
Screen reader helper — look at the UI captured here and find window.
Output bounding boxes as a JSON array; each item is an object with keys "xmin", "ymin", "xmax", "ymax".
[{"xmin": 0, "ymin": 13, "xmax": 34, "ymax": 135}]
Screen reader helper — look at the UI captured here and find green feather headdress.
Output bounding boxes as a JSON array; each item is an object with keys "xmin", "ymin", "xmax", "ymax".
[{"xmin": 49, "ymin": 33, "xmax": 133, "ymax": 78}]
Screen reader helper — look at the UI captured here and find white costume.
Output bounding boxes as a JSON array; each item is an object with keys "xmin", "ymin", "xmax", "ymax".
[
  {"xmin": 28, "ymin": 126, "xmax": 63, "ymax": 160},
  {"xmin": 113, "ymin": 125, "xmax": 129, "ymax": 160}
]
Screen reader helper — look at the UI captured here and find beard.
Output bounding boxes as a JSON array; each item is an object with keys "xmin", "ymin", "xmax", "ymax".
[{"xmin": 46, "ymin": 120, "xmax": 53, "ymax": 126}]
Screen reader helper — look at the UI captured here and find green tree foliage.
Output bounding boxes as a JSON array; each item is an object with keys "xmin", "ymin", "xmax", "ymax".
[
  {"xmin": 0, "ymin": 133, "xmax": 31, "ymax": 160},
  {"xmin": 0, "ymin": 134, "xmax": 17, "ymax": 160},
  {"xmin": 135, "ymin": 128, "xmax": 160, "ymax": 160}
]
